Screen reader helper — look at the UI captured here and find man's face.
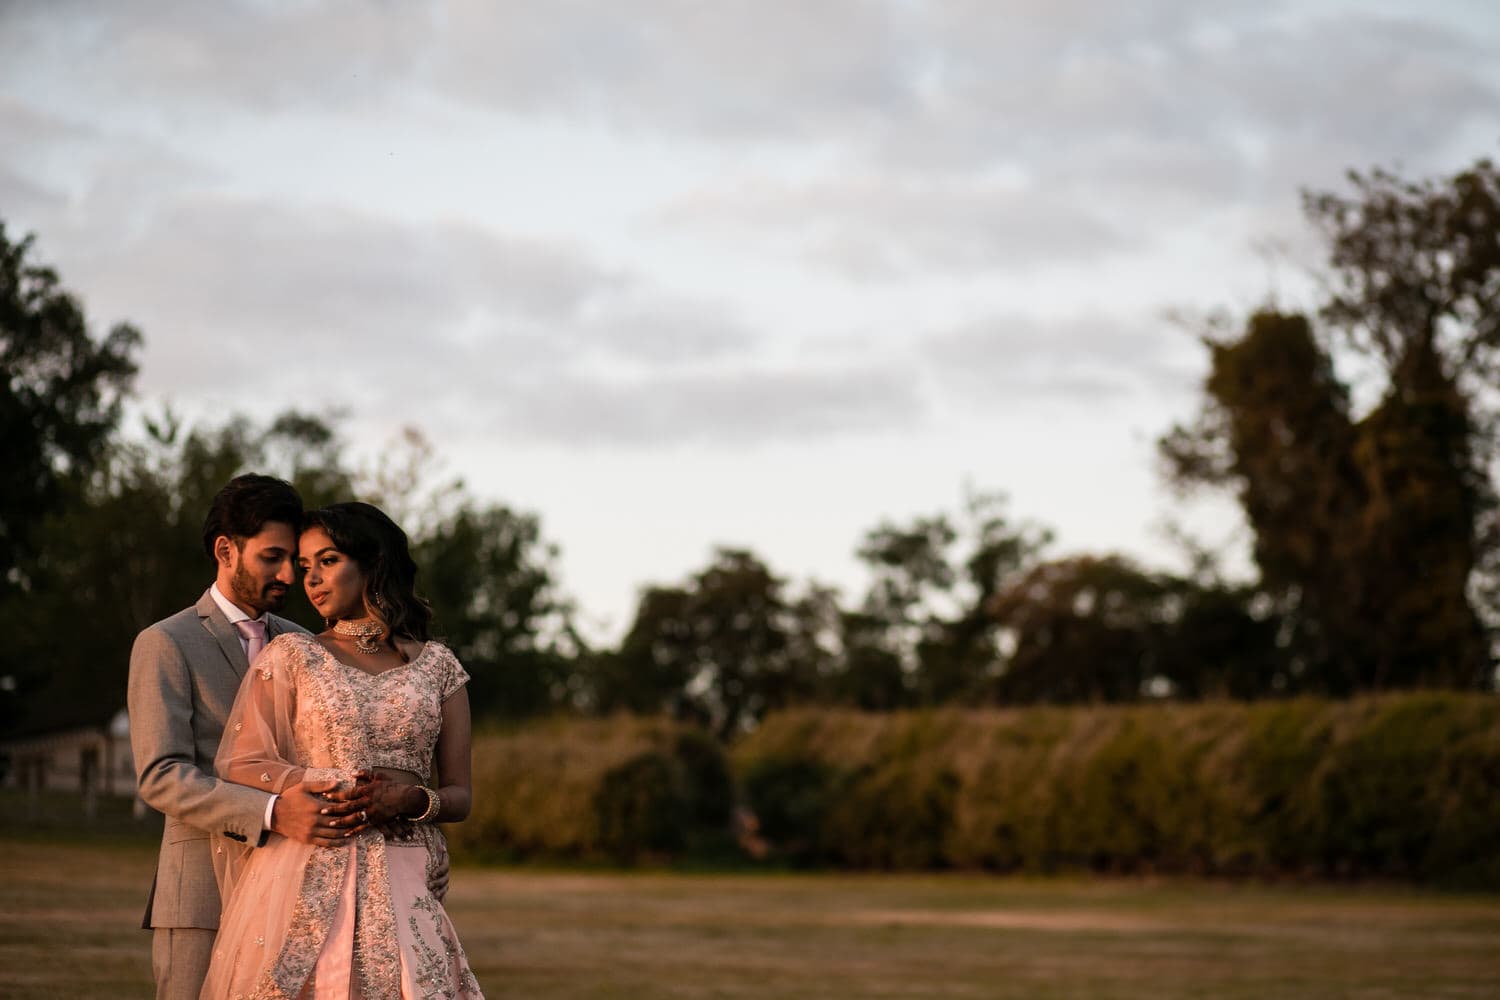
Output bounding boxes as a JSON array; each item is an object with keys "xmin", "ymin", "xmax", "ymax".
[{"xmin": 218, "ymin": 521, "xmax": 297, "ymax": 616}]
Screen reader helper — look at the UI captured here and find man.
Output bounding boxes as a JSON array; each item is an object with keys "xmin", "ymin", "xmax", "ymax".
[{"xmin": 128, "ymin": 474, "xmax": 370, "ymax": 1000}]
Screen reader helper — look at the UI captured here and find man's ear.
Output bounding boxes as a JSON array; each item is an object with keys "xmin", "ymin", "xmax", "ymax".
[{"xmin": 213, "ymin": 535, "xmax": 237, "ymax": 569}]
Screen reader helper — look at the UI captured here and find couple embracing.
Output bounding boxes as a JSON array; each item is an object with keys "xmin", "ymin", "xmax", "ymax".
[{"xmin": 128, "ymin": 474, "xmax": 485, "ymax": 999}]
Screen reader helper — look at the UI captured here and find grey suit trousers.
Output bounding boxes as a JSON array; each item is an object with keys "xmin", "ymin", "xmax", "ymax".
[{"xmin": 152, "ymin": 927, "xmax": 215, "ymax": 1000}]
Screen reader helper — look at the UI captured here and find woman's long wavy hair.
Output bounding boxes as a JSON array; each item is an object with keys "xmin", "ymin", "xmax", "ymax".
[{"xmin": 301, "ymin": 501, "xmax": 433, "ymax": 643}]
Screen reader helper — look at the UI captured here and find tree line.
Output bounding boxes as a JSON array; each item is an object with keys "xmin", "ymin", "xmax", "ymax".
[{"xmin": 3, "ymin": 154, "xmax": 1497, "ymax": 740}]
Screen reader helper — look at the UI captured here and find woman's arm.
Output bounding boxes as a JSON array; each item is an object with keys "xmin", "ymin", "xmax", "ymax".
[
  {"xmin": 368, "ymin": 686, "xmax": 474, "ymax": 826},
  {"xmin": 431, "ymin": 687, "xmax": 473, "ymax": 822}
]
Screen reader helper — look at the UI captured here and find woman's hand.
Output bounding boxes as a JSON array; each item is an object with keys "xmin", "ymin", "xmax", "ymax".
[{"xmin": 365, "ymin": 773, "xmax": 423, "ymax": 840}]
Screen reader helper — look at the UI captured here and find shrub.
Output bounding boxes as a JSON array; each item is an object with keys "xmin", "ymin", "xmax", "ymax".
[
  {"xmin": 673, "ymin": 728, "xmax": 735, "ymax": 827},
  {"xmin": 824, "ymin": 763, "xmax": 959, "ymax": 869},
  {"xmin": 731, "ymin": 695, "xmax": 1500, "ymax": 885},
  {"xmin": 451, "ymin": 715, "xmax": 734, "ymax": 864},
  {"xmin": 594, "ymin": 752, "xmax": 690, "ymax": 863},
  {"xmin": 739, "ymin": 755, "xmax": 840, "ymax": 863}
]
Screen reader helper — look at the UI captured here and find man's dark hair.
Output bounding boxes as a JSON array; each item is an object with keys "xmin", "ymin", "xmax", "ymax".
[{"xmin": 201, "ymin": 474, "xmax": 304, "ymax": 561}]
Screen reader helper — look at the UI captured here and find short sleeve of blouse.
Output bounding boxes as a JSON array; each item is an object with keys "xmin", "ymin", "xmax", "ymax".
[{"xmin": 438, "ymin": 644, "xmax": 471, "ymax": 701}]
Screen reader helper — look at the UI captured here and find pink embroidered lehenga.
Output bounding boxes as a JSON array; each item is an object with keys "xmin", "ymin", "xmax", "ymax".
[{"xmin": 200, "ymin": 633, "xmax": 484, "ymax": 999}]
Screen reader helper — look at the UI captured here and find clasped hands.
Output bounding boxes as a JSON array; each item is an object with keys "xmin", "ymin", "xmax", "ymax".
[{"xmin": 271, "ymin": 769, "xmax": 422, "ymax": 845}]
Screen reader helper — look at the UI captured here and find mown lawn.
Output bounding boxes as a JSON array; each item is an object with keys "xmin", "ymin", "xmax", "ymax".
[{"xmin": 2, "ymin": 832, "xmax": 1498, "ymax": 999}]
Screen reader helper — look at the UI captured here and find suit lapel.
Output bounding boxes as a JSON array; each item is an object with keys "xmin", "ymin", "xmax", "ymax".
[{"xmin": 196, "ymin": 588, "xmax": 250, "ymax": 679}]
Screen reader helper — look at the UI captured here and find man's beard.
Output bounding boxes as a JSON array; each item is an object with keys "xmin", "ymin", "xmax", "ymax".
[{"xmin": 231, "ymin": 562, "xmax": 288, "ymax": 613}]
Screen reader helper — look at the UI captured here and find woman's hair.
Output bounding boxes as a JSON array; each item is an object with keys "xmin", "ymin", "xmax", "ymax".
[{"xmin": 301, "ymin": 501, "xmax": 433, "ymax": 642}]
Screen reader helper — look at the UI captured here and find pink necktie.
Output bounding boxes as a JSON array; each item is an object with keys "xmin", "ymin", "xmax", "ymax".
[{"xmin": 235, "ymin": 618, "xmax": 268, "ymax": 664}]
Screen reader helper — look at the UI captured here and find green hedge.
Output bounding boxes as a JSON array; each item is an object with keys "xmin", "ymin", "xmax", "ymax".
[
  {"xmin": 452, "ymin": 715, "xmax": 733, "ymax": 864},
  {"xmin": 732, "ymin": 694, "xmax": 1500, "ymax": 884}
]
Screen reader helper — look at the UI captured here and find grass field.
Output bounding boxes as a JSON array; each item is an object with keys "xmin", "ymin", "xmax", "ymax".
[{"xmin": 3, "ymin": 832, "xmax": 1499, "ymax": 999}]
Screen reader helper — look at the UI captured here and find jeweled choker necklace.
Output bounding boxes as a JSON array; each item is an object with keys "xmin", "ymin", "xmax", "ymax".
[{"xmin": 333, "ymin": 618, "xmax": 385, "ymax": 654}]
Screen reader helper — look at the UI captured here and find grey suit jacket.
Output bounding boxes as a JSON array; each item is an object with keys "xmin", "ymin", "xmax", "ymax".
[{"xmin": 128, "ymin": 587, "xmax": 310, "ymax": 929}]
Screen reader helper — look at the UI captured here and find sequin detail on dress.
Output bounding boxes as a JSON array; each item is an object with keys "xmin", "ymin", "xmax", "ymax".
[{"xmin": 204, "ymin": 634, "xmax": 482, "ymax": 1000}]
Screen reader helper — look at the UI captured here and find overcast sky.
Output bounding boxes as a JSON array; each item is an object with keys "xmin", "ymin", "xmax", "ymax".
[{"xmin": 3, "ymin": 1, "xmax": 1498, "ymax": 640}]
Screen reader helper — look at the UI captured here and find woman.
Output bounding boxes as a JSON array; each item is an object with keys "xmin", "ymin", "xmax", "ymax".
[{"xmin": 201, "ymin": 502, "xmax": 484, "ymax": 998}]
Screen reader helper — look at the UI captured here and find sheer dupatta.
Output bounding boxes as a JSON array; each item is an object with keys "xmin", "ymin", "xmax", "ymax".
[
  {"xmin": 207, "ymin": 634, "xmax": 404, "ymax": 999},
  {"xmin": 212, "ymin": 634, "xmax": 358, "ymax": 901},
  {"xmin": 216, "ymin": 633, "xmax": 366, "ymax": 794}
]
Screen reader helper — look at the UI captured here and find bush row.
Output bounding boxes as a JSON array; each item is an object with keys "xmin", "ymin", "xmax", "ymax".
[
  {"xmin": 450, "ymin": 715, "xmax": 733, "ymax": 864},
  {"xmin": 733, "ymin": 694, "xmax": 1500, "ymax": 884},
  {"xmin": 454, "ymin": 694, "xmax": 1500, "ymax": 884}
]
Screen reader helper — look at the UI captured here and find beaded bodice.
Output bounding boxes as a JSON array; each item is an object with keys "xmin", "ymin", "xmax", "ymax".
[{"xmin": 262, "ymin": 634, "xmax": 469, "ymax": 785}]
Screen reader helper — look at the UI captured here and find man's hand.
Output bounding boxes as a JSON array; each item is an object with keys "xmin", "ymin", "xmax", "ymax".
[
  {"xmin": 269, "ymin": 771, "xmax": 374, "ymax": 846},
  {"xmin": 427, "ymin": 834, "xmax": 451, "ymax": 901}
]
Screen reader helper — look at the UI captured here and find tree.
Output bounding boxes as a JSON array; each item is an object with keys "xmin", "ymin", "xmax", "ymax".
[
  {"xmin": 599, "ymin": 548, "xmax": 811, "ymax": 740},
  {"xmin": 3, "ymin": 404, "xmax": 586, "ymax": 733},
  {"xmin": 591, "ymin": 585, "xmax": 700, "ymax": 720},
  {"xmin": 988, "ymin": 555, "xmax": 1168, "ymax": 703},
  {"xmin": 1308, "ymin": 160, "xmax": 1498, "ymax": 688},
  {"xmin": 0, "ymin": 410, "xmax": 357, "ymax": 736},
  {"xmin": 1308, "ymin": 159, "xmax": 1500, "ymax": 400},
  {"xmin": 415, "ymin": 502, "xmax": 580, "ymax": 720},
  {"xmin": 0, "ymin": 223, "xmax": 139, "ymax": 591},
  {"xmin": 854, "ymin": 512, "xmax": 956, "ymax": 700},
  {"xmin": 986, "ymin": 554, "xmax": 1281, "ymax": 703},
  {"xmin": 826, "ymin": 607, "xmax": 911, "ymax": 711},
  {"xmin": 1161, "ymin": 311, "xmax": 1368, "ymax": 691},
  {"xmin": 853, "ymin": 493, "xmax": 1050, "ymax": 704},
  {"xmin": 1152, "ymin": 581, "xmax": 1283, "ymax": 700},
  {"xmin": 1162, "ymin": 157, "xmax": 1500, "ymax": 692}
]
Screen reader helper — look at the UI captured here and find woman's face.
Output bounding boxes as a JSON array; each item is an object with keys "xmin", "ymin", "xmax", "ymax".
[{"xmin": 298, "ymin": 525, "xmax": 368, "ymax": 622}]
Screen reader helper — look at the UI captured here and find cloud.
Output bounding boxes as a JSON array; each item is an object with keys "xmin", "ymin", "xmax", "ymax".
[
  {"xmin": 8, "ymin": 3, "xmax": 1495, "ymax": 214},
  {"xmin": 1213, "ymin": 16, "xmax": 1498, "ymax": 151},
  {"xmin": 15, "ymin": 189, "xmax": 792, "ymax": 440},
  {"xmin": 573, "ymin": 293, "xmax": 756, "ymax": 366},
  {"xmin": 428, "ymin": 1, "xmax": 925, "ymax": 138},
  {"xmin": 5, "ymin": 0, "xmax": 1497, "ymax": 443},
  {"xmin": 487, "ymin": 363, "xmax": 929, "ymax": 447},
  {"xmin": 0, "ymin": 163, "xmax": 65, "ymax": 231},
  {"xmin": 0, "ymin": 96, "xmax": 98, "ymax": 148},
  {"xmin": 923, "ymin": 312, "xmax": 1200, "ymax": 405},
  {"xmin": 66, "ymin": 194, "xmax": 615, "ymax": 366},
  {"xmin": 659, "ymin": 173, "xmax": 1132, "ymax": 277},
  {"xmin": 0, "ymin": 96, "xmax": 225, "ymax": 249},
  {"xmin": 0, "ymin": 1, "xmax": 433, "ymax": 114}
]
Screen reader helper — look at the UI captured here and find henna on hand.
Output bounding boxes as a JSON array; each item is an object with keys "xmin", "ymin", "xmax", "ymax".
[{"xmin": 272, "ymin": 776, "xmax": 371, "ymax": 846}]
